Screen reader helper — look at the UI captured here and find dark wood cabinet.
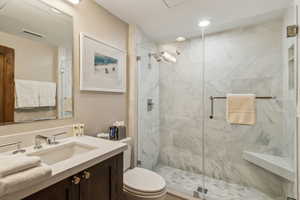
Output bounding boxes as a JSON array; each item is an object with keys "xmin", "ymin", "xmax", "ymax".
[
  {"xmin": 23, "ymin": 153, "xmax": 123, "ymax": 200},
  {"xmin": 22, "ymin": 176, "xmax": 76, "ymax": 200}
]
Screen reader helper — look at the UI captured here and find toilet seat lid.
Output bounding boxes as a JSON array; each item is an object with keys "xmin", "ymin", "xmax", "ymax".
[{"xmin": 124, "ymin": 168, "xmax": 166, "ymax": 193}]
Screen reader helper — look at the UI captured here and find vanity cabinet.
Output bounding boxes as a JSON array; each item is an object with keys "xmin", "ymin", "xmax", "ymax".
[{"xmin": 23, "ymin": 153, "xmax": 123, "ymax": 200}]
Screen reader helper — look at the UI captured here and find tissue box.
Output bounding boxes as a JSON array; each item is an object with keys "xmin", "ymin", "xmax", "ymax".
[
  {"xmin": 109, "ymin": 126, "xmax": 126, "ymax": 140},
  {"xmin": 117, "ymin": 126, "xmax": 126, "ymax": 140}
]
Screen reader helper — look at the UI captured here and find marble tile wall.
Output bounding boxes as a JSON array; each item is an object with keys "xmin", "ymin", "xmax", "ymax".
[
  {"xmin": 159, "ymin": 18, "xmax": 288, "ymax": 198},
  {"xmin": 136, "ymin": 29, "xmax": 160, "ymax": 170}
]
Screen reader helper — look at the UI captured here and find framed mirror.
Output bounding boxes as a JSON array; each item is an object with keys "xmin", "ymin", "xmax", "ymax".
[{"xmin": 0, "ymin": 0, "xmax": 73, "ymax": 125}]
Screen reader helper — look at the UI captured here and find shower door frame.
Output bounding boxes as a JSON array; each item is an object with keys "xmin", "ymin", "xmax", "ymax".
[{"xmin": 295, "ymin": 2, "xmax": 300, "ymax": 199}]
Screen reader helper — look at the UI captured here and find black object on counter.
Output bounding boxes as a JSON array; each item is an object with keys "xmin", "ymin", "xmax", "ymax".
[{"xmin": 109, "ymin": 126, "xmax": 126, "ymax": 140}]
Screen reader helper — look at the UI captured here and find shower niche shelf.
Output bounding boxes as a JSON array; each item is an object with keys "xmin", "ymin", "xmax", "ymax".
[
  {"xmin": 288, "ymin": 44, "xmax": 295, "ymax": 90},
  {"xmin": 243, "ymin": 151, "xmax": 294, "ymax": 182}
]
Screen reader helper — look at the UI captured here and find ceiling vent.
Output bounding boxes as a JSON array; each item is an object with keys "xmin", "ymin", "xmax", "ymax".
[
  {"xmin": 162, "ymin": 0, "xmax": 188, "ymax": 8},
  {"xmin": 22, "ymin": 29, "xmax": 45, "ymax": 39}
]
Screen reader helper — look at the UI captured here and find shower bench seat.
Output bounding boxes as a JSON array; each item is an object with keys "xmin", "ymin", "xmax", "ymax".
[{"xmin": 243, "ymin": 151, "xmax": 294, "ymax": 182}]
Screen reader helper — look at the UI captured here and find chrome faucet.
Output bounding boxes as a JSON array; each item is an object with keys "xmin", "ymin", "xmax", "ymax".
[
  {"xmin": 34, "ymin": 135, "xmax": 50, "ymax": 149},
  {"xmin": 34, "ymin": 132, "xmax": 67, "ymax": 149},
  {"xmin": 48, "ymin": 132, "xmax": 67, "ymax": 145},
  {"xmin": 0, "ymin": 141, "xmax": 26, "ymax": 154}
]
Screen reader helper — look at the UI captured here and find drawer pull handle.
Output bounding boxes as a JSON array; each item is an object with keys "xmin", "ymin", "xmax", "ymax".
[
  {"xmin": 82, "ymin": 171, "xmax": 91, "ymax": 180},
  {"xmin": 72, "ymin": 176, "xmax": 81, "ymax": 185}
]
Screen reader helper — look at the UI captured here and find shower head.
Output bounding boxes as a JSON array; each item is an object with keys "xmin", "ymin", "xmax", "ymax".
[
  {"xmin": 161, "ymin": 51, "xmax": 177, "ymax": 63},
  {"xmin": 149, "ymin": 53, "xmax": 163, "ymax": 62},
  {"xmin": 149, "ymin": 51, "xmax": 177, "ymax": 63}
]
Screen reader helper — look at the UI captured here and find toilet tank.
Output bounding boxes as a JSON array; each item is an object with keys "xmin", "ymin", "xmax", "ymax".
[{"xmin": 119, "ymin": 137, "xmax": 132, "ymax": 171}]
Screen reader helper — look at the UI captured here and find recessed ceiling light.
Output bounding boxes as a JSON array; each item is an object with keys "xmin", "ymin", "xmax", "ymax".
[
  {"xmin": 198, "ymin": 19, "xmax": 211, "ymax": 28},
  {"xmin": 66, "ymin": 0, "xmax": 81, "ymax": 4},
  {"xmin": 176, "ymin": 37, "xmax": 186, "ymax": 42}
]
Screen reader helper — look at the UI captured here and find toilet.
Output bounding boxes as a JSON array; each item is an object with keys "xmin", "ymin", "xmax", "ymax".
[{"xmin": 121, "ymin": 138, "xmax": 167, "ymax": 200}]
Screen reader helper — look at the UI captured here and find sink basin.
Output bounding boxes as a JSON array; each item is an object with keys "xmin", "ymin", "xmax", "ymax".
[{"xmin": 29, "ymin": 142, "xmax": 97, "ymax": 165}]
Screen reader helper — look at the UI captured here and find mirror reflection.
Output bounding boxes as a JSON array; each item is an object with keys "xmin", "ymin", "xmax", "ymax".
[{"xmin": 0, "ymin": 0, "xmax": 73, "ymax": 124}]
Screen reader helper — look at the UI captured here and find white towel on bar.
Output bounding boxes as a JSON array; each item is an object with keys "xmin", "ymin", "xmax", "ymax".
[
  {"xmin": 226, "ymin": 94, "xmax": 256, "ymax": 125},
  {"xmin": 0, "ymin": 155, "xmax": 41, "ymax": 178},
  {"xmin": 39, "ymin": 81, "xmax": 57, "ymax": 107},
  {"xmin": 0, "ymin": 164, "xmax": 52, "ymax": 197},
  {"xmin": 15, "ymin": 80, "xmax": 39, "ymax": 108}
]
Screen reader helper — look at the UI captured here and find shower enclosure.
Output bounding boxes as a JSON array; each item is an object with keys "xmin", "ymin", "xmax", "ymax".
[{"xmin": 136, "ymin": 5, "xmax": 299, "ymax": 200}]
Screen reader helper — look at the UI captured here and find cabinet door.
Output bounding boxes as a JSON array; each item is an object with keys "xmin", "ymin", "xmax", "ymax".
[
  {"xmin": 113, "ymin": 153, "xmax": 124, "ymax": 200},
  {"xmin": 80, "ymin": 154, "xmax": 123, "ymax": 200},
  {"xmin": 23, "ymin": 176, "xmax": 79, "ymax": 200}
]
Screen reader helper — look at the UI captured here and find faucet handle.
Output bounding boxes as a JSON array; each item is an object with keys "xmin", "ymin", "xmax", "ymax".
[
  {"xmin": 0, "ymin": 141, "xmax": 26, "ymax": 154},
  {"xmin": 13, "ymin": 142, "xmax": 26, "ymax": 154}
]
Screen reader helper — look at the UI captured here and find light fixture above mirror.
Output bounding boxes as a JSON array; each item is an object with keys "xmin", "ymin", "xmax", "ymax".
[
  {"xmin": 198, "ymin": 19, "xmax": 211, "ymax": 28},
  {"xmin": 176, "ymin": 37, "xmax": 186, "ymax": 42},
  {"xmin": 65, "ymin": 0, "xmax": 81, "ymax": 5}
]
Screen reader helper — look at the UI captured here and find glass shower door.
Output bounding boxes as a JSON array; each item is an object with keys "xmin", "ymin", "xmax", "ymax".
[
  {"xmin": 157, "ymin": 37, "xmax": 206, "ymax": 198},
  {"xmin": 136, "ymin": 28, "xmax": 206, "ymax": 198},
  {"xmin": 203, "ymin": 6, "xmax": 298, "ymax": 200},
  {"xmin": 136, "ymin": 36, "xmax": 160, "ymax": 171}
]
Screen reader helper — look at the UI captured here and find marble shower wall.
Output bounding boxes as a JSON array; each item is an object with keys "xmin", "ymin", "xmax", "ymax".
[
  {"xmin": 136, "ymin": 29, "xmax": 160, "ymax": 170},
  {"xmin": 159, "ymin": 19, "xmax": 287, "ymax": 197}
]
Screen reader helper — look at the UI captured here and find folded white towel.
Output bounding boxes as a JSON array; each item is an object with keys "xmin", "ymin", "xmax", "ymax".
[
  {"xmin": 0, "ymin": 164, "xmax": 52, "ymax": 197},
  {"xmin": 0, "ymin": 156, "xmax": 41, "ymax": 178},
  {"xmin": 39, "ymin": 81, "xmax": 57, "ymax": 107},
  {"xmin": 15, "ymin": 80, "xmax": 39, "ymax": 108}
]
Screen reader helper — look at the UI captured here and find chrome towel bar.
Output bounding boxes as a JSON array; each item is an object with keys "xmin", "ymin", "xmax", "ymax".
[{"xmin": 209, "ymin": 96, "xmax": 276, "ymax": 119}]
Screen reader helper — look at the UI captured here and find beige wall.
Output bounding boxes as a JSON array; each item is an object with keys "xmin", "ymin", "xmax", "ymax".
[
  {"xmin": 0, "ymin": 31, "xmax": 57, "ymax": 82},
  {"xmin": 0, "ymin": 0, "xmax": 128, "ymax": 136}
]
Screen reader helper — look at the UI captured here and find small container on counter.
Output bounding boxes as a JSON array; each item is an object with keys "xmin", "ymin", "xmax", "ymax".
[{"xmin": 108, "ymin": 125, "xmax": 126, "ymax": 140}]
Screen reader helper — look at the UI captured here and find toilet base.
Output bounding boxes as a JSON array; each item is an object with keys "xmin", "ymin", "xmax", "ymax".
[{"xmin": 123, "ymin": 189, "xmax": 167, "ymax": 200}]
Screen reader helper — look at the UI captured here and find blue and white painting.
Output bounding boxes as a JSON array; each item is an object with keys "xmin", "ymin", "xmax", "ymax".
[
  {"xmin": 80, "ymin": 33, "xmax": 126, "ymax": 92},
  {"xmin": 94, "ymin": 53, "xmax": 118, "ymax": 74},
  {"xmin": 93, "ymin": 52, "xmax": 120, "ymax": 83}
]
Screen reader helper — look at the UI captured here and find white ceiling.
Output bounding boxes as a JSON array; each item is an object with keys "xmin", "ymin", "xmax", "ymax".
[{"xmin": 95, "ymin": 0, "xmax": 293, "ymax": 42}]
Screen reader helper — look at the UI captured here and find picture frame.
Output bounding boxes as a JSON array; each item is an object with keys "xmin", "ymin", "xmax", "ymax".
[{"xmin": 80, "ymin": 33, "xmax": 127, "ymax": 93}]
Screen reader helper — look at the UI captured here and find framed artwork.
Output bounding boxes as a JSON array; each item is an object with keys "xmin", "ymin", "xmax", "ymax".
[{"xmin": 80, "ymin": 33, "xmax": 127, "ymax": 92}]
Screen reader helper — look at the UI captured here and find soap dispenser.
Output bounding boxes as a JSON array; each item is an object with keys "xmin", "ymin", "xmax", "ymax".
[
  {"xmin": 79, "ymin": 124, "xmax": 85, "ymax": 136},
  {"xmin": 73, "ymin": 124, "xmax": 80, "ymax": 136}
]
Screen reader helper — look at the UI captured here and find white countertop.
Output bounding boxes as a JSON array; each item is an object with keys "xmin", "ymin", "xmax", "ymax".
[
  {"xmin": 243, "ymin": 151, "xmax": 294, "ymax": 182},
  {"xmin": 0, "ymin": 136, "xmax": 127, "ymax": 200}
]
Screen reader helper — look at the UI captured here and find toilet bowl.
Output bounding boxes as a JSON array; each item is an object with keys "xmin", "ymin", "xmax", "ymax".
[
  {"xmin": 120, "ymin": 138, "xmax": 167, "ymax": 200},
  {"xmin": 123, "ymin": 167, "xmax": 167, "ymax": 200}
]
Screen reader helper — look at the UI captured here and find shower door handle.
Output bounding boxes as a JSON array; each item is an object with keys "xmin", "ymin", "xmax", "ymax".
[
  {"xmin": 147, "ymin": 99, "xmax": 154, "ymax": 112},
  {"xmin": 209, "ymin": 96, "xmax": 214, "ymax": 119}
]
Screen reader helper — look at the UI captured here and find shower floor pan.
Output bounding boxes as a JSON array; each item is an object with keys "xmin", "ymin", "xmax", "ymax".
[{"xmin": 154, "ymin": 165, "xmax": 282, "ymax": 200}]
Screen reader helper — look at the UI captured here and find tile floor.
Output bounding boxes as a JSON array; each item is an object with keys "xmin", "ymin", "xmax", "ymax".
[{"xmin": 154, "ymin": 165, "xmax": 282, "ymax": 200}]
